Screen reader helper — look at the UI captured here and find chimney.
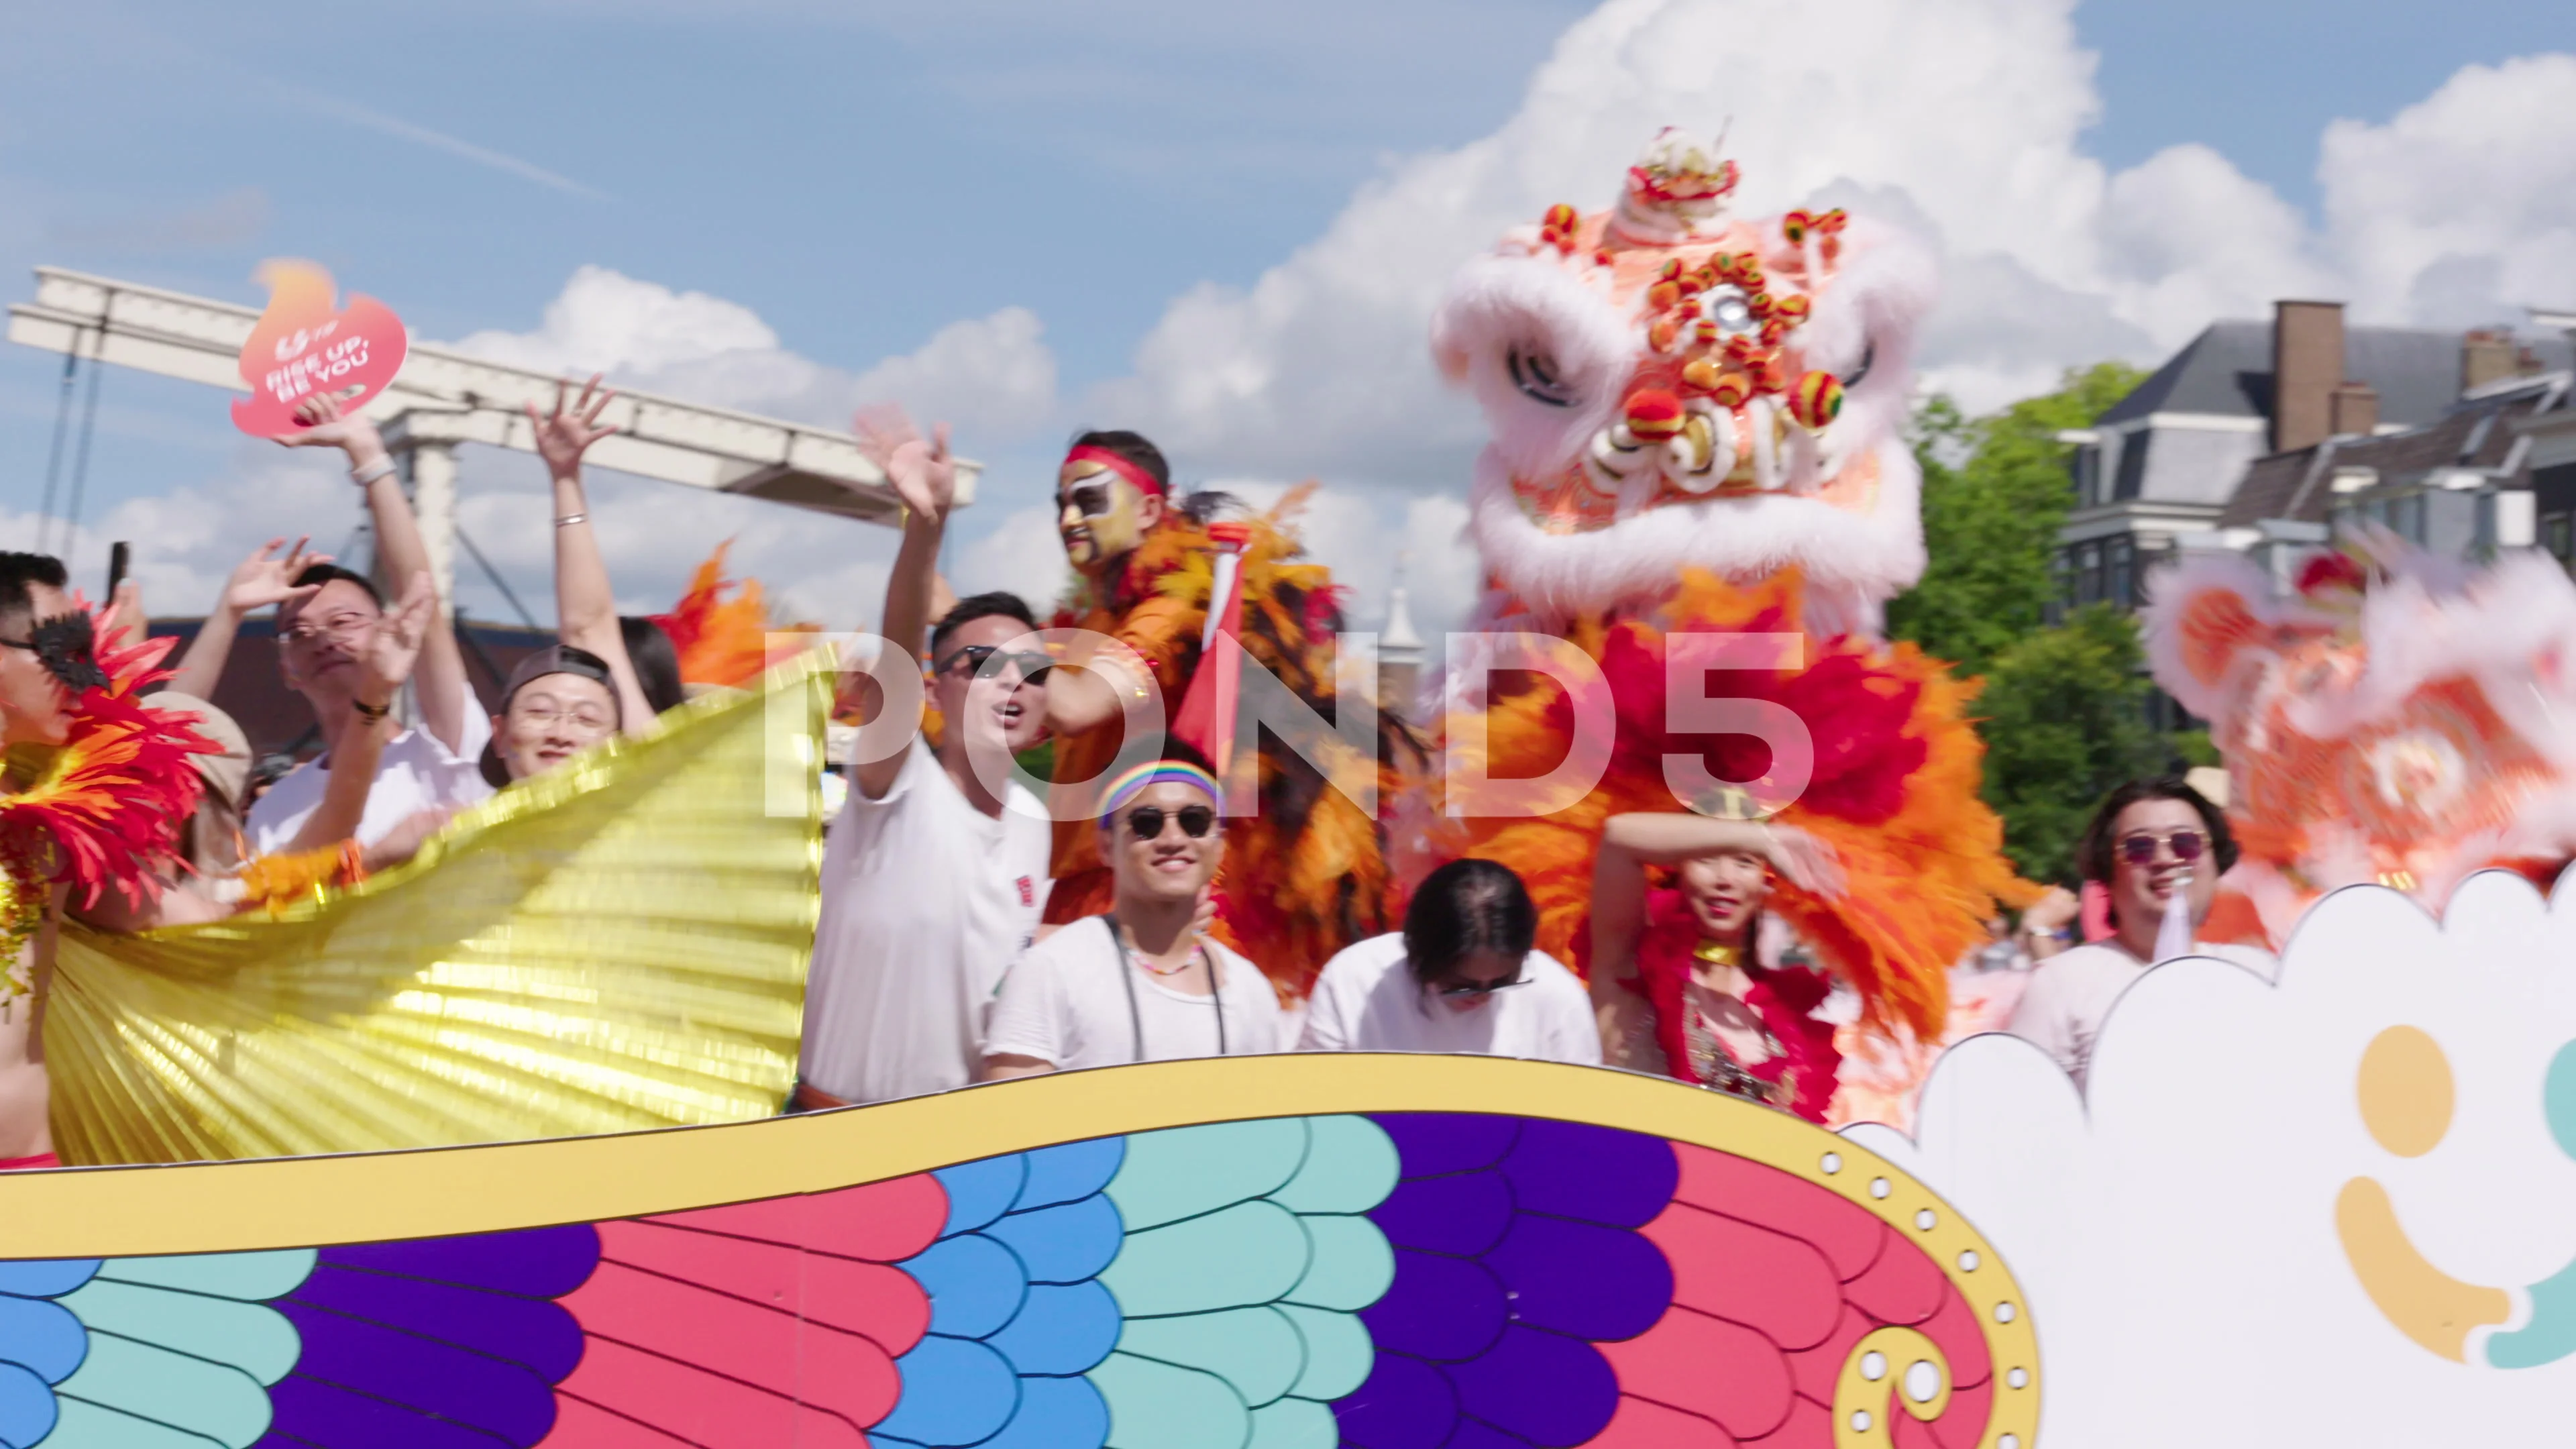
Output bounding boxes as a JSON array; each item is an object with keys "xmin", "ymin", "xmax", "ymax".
[
  {"xmin": 2462, "ymin": 328, "xmax": 2518, "ymax": 393},
  {"xmin": 2329, "ymin": 380, "xmax": 2379, "ymax": 438},
  {"xmin": 2273, "ymin": 300, "xmax": 2346, "ymax": 453}
]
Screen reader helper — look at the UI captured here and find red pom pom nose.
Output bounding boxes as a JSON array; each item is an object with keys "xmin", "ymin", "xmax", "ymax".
[{"xmin": 1624, "ymin": 388, "xmax": 1687, "ymax": 442}]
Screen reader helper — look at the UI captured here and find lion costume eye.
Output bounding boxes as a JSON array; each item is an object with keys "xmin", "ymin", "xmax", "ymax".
[
  {"xmin": 1508, "ymin": 346, "xmax": 1577, "ymax": 408},
  {"xmin": 1841, "ymin": 341, "xmax": 1876, "ymax": 391}
]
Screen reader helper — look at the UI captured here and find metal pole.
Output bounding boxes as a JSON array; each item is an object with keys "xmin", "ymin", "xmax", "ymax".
[
  {"xmin": 61, "ymin": 327, "xmax": 105, "ymax": 569},
  {"xmin": 401, "ymin": 440, "xmax": 461, "ymax": 625},
  {"xmin": 35, "ymin": 345, "xmax": 76, "ymax": 554}
]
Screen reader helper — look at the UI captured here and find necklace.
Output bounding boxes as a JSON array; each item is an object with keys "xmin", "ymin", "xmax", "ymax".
[
  {"xmin": 1692, "ymin": 940, "xmax": 1742, "ymax": 970},
  {"xmin": 1116, "ymin": 925, "xmax": 1201, "ymax": 977}
]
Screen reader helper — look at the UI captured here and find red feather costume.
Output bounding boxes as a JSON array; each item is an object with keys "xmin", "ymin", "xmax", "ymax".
[
  {"xmin": 0, "ymin": 607, "xmax": 213, "ymax": 988},
  {"xmin": 1446, "ymin": 570, "xmax": 2029, "ymax": 1040}
]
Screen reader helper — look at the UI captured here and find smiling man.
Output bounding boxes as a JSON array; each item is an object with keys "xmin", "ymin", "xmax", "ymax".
[
  {"xmin": 793, "ymin": 406, "xmax": 1053, "ymax": 1110},
  {"xmin": 2009, "ymin": 776, "xmax": 2279, "ymax": 1088},
  {"xmin": 982, "ymin": 753, "xmax": 1284, "ymax": 1077}
]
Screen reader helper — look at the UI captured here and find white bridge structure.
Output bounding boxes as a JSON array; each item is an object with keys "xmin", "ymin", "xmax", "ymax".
[{"xmin": 8, "ymin": 266, "xmax": 974, "ymax": 616}]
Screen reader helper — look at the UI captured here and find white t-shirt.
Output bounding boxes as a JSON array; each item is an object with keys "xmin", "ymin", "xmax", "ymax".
[
  {"xmin": 983, "ymin": 918, "xmax": 1284, "ymax": 1071},
  {"xmin": 801, "ymin": 745, "xmax": 1051, "ymax": 1104},
  {"xmin": 2008, "ymin": 938, "xmax": 2278, "ymax": 1087},
  {"xmin": 246, "ymin": 710, "xmax": 496, "ymax": 856},
  {"xmin": 1297, "ymin": 932, "xmax": 1601, "ymax": 1065}
]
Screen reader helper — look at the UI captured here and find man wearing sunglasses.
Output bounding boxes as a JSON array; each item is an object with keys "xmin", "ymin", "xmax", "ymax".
[
  {"xmin": 1299, "ymin": 859, "xmax": 1599, "ymax": 1065},
  {"xmin": 2008, "ymin": 776, "xmax": 2277, "ymax": 1089},
  {"xmin": 983, "ymin": 755, "xmax": 1285, "ymax": 1078},
  {"xmin": 794, "ymin": 407, "xmax": 1054, "ymax": 1110}
]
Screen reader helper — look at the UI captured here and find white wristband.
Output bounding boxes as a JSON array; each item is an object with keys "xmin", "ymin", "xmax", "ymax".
[{"xmin": 351, "ymin": 457, "xmax": 398, "ymax": 487}]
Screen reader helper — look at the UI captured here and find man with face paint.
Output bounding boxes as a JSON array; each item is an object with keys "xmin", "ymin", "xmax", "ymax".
[{"xmin": 1035, "ymin": 430, "xmax": 1420, "ymax": 1002}]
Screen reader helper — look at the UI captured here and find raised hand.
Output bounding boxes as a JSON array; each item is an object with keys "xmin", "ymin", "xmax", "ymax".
[
  {"xmin": 853, "ymin": 403, "xmax": 956, "ymax": 525},
  {"xmin": 1762, "ymin": 823, "xmax": 1845, "ymax": 897},
  {"xmin": 358, "ymin": 571, "xmax": 436, "ymax": 705},
  {"xmin": 276, "ymin": 390, "xmax": 384, "ymax": 460},
  {"xmin": 527, "ymin": 374, "xmax": 621, "ymax": 478},
  {"xmin": 2023, "ymin": 884, "xmax": 2080, "ymax": 935},
  {"xmin": 364, "ymin": 806, "xmax": 455, "ymax": 873},
  {"xmin": 225, "ymin": 537, "xmax": 332, "ymax": 614}
]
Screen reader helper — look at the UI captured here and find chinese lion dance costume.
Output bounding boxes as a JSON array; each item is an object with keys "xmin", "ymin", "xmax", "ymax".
[
  {"xmin": 2145, "ymin": 537, "xmax": 2576, "ymax": 949},
  {"xmin": 1430, "ymin": 128, "xmax": 2030, "ymax": 1063}
]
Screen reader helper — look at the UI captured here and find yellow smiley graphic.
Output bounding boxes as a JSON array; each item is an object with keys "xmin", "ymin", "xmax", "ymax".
[{"xmin": 2337, "ymin": 1026, "xmax": 2576, "ymax": 1368}]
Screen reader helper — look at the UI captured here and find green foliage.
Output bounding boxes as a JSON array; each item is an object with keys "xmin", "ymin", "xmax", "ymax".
[
  {"xmin": 1887, "ymin": 361, "xmax": 2147, "ymax": 677},
  {"xmin": 1015, "ymin": 739, "xmax": 1057, "ymax": 784},
  {"xmin": 1975, "ymin": 604, "xmax": 2170, "ymax": 883}
]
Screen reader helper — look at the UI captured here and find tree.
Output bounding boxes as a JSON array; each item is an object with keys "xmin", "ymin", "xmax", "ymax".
[
  {"xmin": 1975, "ymin": 604, "xmax": 2169, "ymax": 883},
  {"xmin": 1887, "ymin": 362, "xmax": 2147, "ymax": 677}
]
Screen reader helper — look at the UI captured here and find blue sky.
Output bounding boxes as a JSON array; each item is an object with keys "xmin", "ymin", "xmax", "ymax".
[{"xmin": 2, "ymin": 0, "xmax": 2571, "ymax": 631}]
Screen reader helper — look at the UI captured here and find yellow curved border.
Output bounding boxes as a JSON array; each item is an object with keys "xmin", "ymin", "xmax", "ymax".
[{"xmin": 0, "ymin": 1055, "xmax": 2038, "ymax": 1446}]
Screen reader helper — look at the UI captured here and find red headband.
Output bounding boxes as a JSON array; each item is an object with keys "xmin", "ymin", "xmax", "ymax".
[{"xmin": 1062, "ymin": 444, "xmax": 1167, "ymax": 499}]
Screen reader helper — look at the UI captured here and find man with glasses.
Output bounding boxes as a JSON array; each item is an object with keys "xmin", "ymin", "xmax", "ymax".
[
  {"xmin": 982, "ymin": 755, "xmax": 1284, "ymax": 1078},
  {"xmin": 2008, "ymin": 775, "xmax": 2277, "ymax": 1089},
  {"xmin": 1299, "ymin": 859, "xmax": 1599, "ymax": 1064},
  {"xmin": 245, "ymin": 394, "xmax": 491, "ymax": 855},
  {"xmin": 794, "ymin": 407, "xmax": 1053, "ymax": 1109}
]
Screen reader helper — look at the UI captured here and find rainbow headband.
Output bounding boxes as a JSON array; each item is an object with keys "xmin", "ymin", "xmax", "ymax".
[
  {"xmin": 1063, "ymin": 444, "xmax": 1167, "ymax": 499},
  {"xmin": 1099, "ymin": 761, "xmax": 1222, "ymax": 818}
]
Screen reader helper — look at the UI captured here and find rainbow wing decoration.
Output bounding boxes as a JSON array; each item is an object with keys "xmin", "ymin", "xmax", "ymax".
[{"xmin": 0, "ymin": 1058, "xmax": 2037, "ymax": 1447}]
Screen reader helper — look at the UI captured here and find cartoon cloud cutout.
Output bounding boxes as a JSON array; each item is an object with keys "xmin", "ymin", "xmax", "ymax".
[{"xmin": 229, "ymin": 260, "xmax": 409, "ymax": 438}]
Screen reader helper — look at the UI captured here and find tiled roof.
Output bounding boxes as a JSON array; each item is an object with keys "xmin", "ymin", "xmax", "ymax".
[
  {"xmin": 2217, "ymin": 387, "xmax": 2557, "ymax": 528},
  {"xmin": 2099, "ymin": 321, "xmax": 2571, "ymax": 429}
]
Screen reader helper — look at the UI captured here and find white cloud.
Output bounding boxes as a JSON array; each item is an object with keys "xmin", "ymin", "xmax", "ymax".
[
  {"xmin": 1093, "ymin": 0, "xmax": 2576, "ymax": 474},
  {"xmin": 449, "ymin": 266, "xmax": 1059, "ymax": 439},
  {"xmin": 1862, "ymin": 873, "xmax": 2576, "ymax": 1444},
  {"xmin": 2320, "ymin": 54, "xmax": 2576, "ymax": 324}
]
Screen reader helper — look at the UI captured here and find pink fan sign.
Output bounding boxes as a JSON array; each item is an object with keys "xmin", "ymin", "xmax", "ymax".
[{"xmin": 229, "ymin": 260, "xmax": 409, "ymax": 438}]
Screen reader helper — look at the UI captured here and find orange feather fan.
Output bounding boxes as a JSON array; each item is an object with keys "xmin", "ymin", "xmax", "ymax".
[{"xmin": 650, "ymin": 543, "xmax": 818, "ymax": 689}]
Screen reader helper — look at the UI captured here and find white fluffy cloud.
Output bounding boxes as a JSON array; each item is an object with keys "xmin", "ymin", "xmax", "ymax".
[
  {"xmin": 1861, "ymin": 873, "xmax": 2576, "ymax": 1445},
  {"xmin": 1093, "ymin": 0, "xmax": 2576, "ymax": 475},
  {"xmin": 2320, "ymin": 54, "xmax": 2576, "ymax": 326},
  {"xmin": 449, "ymin": 265, "xmax": 1059, "ymax": 440}
]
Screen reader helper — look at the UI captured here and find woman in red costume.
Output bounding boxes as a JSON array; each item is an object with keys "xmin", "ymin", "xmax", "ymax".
[{"xmin": 1588, "ymin": 808, "xmax": 1843, "ymax": 1121}]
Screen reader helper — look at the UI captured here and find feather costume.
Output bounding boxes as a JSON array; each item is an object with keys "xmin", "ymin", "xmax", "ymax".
[
  {"xmin": 1444, "ymin": 570, "xmax": 2029, "ymax": 1038},
  {"xmin": 651, "ymin": 543, "xmax": 818, "ymax": 690},
  {"xmin": 0, "ymin": 608, "xmax": 213, "ymax": 991},
  {"xmin": 1043, "ymin": 491, "xmax": 1426, "ymax": 999}
]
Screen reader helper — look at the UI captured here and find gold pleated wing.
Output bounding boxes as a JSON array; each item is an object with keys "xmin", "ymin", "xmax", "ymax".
[{"xmin": 45, "ymin": 652, "xmax": 832, "ymax": 1165}]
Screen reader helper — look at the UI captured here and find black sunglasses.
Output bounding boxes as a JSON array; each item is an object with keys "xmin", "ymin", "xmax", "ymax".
[
  {"xmin": 1125, "ymin": 804, "xmax": 1216, "ymax": 841},
  {"xmin": 934, "ymin": 644, "xmax": 1051, "ymax": 681},
  {"xmin": 2118, "ymin": 829, "xmax": 2206, "ymax": 866}
]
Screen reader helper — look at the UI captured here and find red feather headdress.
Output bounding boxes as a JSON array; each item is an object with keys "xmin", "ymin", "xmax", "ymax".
[{"xmin": 0, "ymin": 601, "xmax": 215, "ymax": 989}]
